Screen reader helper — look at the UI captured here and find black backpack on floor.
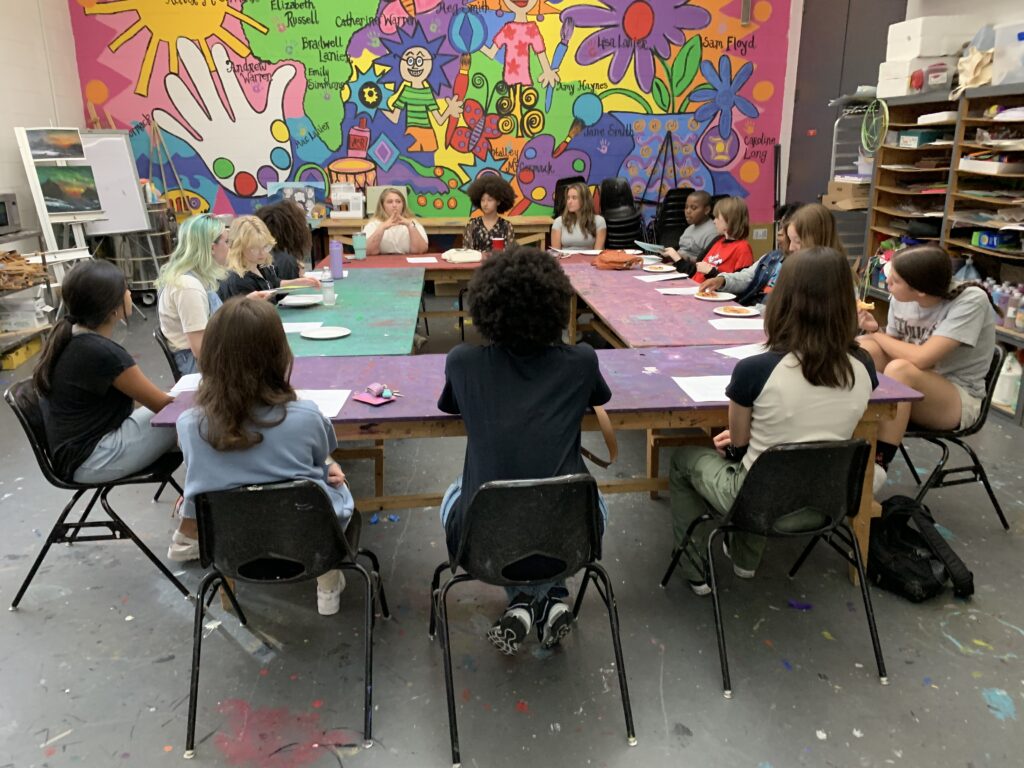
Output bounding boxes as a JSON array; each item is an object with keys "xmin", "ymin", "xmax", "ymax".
[{"xmin": 867, "ymin": 495, "xmax": 975, "ymax": 602}]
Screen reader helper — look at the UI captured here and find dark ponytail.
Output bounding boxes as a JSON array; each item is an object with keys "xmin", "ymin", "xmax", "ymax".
[
  {"xmin": 33, "ymin": 260, "xmax": 128, "ymax": 394},
  {"xmin": 891, "ymin": 244, "xmax": 1002, "ymax": 316}
]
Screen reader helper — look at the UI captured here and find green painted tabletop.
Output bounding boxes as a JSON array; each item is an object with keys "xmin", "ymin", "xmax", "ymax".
[{"xmin": 277, "ymin": 268, "xmax": 425, "ymax": 357}]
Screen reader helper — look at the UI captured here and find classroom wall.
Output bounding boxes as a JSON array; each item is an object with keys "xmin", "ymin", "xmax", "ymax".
[
  {"xmin": 66, "ymin": 0, "xmax": 793, "ymax": 224},
  {"xmin": 0, "ymin": 0, "xmax": 84, "ymax": 240}
]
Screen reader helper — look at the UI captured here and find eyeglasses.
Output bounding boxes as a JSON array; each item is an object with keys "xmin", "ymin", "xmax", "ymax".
[{"xmin": 403, "ymin": 54, "xmax": 429, "ymax": 68}]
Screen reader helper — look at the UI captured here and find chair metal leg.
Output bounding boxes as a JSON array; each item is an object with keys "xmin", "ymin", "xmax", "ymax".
[
  {"xmin": 358, "ymin": 548, "xmax": 391, "ymax": 619},
  {"xmin": 899, "ymin": 443, "xmax": 921, "ymax": 485},
  {"xmin": 660, "ymin": 546, "xmax": 685, "ymax": 587},
  {"xmin": 660, "ymin": 513, "xmax": 708, "ymax": 588},
  {"xmin": 571, "ymin": 568, "xmax": 593, "ymax": 619},
  {"xmin": 217, "ymin": 578, "xmax": 247, "ymax": 626},
  {"xmin": 420, "ymin": 296, "xmax": 430, "ymax": 336},
  {"xmin": 428, "ymin": 561, "xmax": 448, "ymax": 638},
  {"xmin": 706, "ymin": 527, "xmax": 732, "ymax": 698},
  {"xmin": 99, "ymin": 489, "xmax": 189, "ymax": 598},
  {"xmin": 152, "ymin": 480, "xmax": 168, "ymax": 502},
  {"xmin": 340, "ymin": 562, "xmax": 375, "ymax": 745},
  {"xmin": 65, "ymin": 489, "xmax": 101, "ymax": 545},
  {"xmin": 787, "ymin": 535, "xmax": 822, "ymax": 578},
  {"xmin": 844, "ymin": 522, "xmax": 888, "ymax": 685},
  {"xmin": 912, "ymin": 439, "xmax": 949, "ymax": 503},
  {"xmin": 10, "ymin": 490, "xmax": 87, "ymax": 609},
  {"xmin": 184, "ymin": 571, "xmax": 222, "ymax": 759},
  {"xmin": 955, "ymin": 438, "xmax": 1009, "ymax": 530},
  {"xmin": 437, "ymin": 574, "xmax": 474, "ymax": 768},
  {"xmin": 586, "ymin": 563, "xmax": 637, "ymax": 746}
]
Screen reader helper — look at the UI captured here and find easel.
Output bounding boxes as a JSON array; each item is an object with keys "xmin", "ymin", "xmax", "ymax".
[{"xmin": 148, "ymin": 117, "xmax": 189, "ymax": 220}]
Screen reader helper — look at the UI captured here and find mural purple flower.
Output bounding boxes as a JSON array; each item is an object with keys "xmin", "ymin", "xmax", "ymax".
[
  {"xmin": 565, "ymin": 0, "xmax": 711, "ymax": 91},
  {"xmin": 690, "ymin": 55, "xmax": 758, "ymax": 138}
]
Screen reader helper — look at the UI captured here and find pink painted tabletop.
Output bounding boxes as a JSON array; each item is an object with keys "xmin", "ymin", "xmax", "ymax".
[{"xmin": 319, "ymin": 252, "xmax": 595, "ymax": 272}]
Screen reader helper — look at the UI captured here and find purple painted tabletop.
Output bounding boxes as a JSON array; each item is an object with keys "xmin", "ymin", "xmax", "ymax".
[
  {"xmin": 564, "ymin": 263, "xmax": 767, "ymax": 348},
  {"xmin": 153, "ymin": 346, "xmax": 920, "ymax": 428}
]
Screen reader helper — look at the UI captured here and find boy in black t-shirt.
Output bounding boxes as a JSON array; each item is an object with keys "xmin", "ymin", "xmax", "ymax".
[{"xmin": 438, "ymin": 246, "xmax": 611, "ymax": 656}]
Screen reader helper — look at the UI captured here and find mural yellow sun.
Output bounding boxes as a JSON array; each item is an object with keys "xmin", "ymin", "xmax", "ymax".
[{"xmin": 82, "ymin": 0, "xmax": 268, "ymax": 96}]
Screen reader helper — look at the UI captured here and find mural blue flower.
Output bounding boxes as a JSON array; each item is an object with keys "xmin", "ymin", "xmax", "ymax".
[{"xmin": 690, "ymin": 55, "xmax": 758, "ymax": 138}]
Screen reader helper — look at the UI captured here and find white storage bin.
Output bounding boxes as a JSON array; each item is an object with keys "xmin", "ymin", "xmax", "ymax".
[
  {"xmin": 992, "ymin": 20, "xmax": 1024, "ymax": 86},
  {"xmin": 886, "ymin": 16, "xmax": 979, "ymax": 61}
]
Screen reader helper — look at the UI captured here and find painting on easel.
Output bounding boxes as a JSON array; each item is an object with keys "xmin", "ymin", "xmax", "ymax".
[
  {"xmin": 25, "ymin": 128, "xmax": 86, "ymax": 161},
  {"xmin": 35, "ymin": 166, "xmax": 102, "ymax": 214}
]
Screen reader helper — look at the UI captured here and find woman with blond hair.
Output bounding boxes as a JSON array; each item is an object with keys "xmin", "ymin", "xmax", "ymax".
[
  {"xmin": 363, "ymin": 187, "xmax": 429, "ymax": 255},
  {"xmin": 550, "ymin": 182, "xmax": 605, "ymax": 251},
  {"xmin": 217, "ymin": 215, "xmax": 319, "ymax": 301}
]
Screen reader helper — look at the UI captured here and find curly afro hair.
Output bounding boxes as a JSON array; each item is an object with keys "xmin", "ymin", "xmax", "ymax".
[
  {"xmin": 468, "ymin": 246, "xmax": 571, "ymax": 353},
  {"xmin": 467, "ymin": 175, "xmax": 516, "ymax": 214}
]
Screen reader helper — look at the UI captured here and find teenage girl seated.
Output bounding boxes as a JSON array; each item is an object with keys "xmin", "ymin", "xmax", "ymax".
[
  {"xmin": 157, "ymin": 214, "xmax": 230, "ymax": 376},
  {"xmin": 35, "ymin": 260, "xmax": 178, "ymax": 484},
  {"xmin": 217, "ymin": 216, "xmax": 320, "ymax": 301},
  {"xmin": 664, "ymin": 196, "xmax": 753, "ymax": 283},
  {"xmin": 669, "ymin": 247, "xmax": 878, "ymax": 592},
  {"xmin": 169, "ymin": 298, "xmax": 355, "ymax": 614},
  {"xmin": 438, "ymin": 245, "xmax": 611, "ymax": 655},
  {"xmin": 464, "ymin": 175, "xmax": 516, "ymax": 251},
  {"xmin": 856, "ymin": 245, "xmax": 997, "ymax": 489},
  {"xmin": 698, "ymin": 202, "xmax": 802, "ymax": 305},
  {"xmin": 550, "ymin": 182, "xmax": 606, "ymax": 251},
  {"xmin": 363, "ymin": 187, "xmax": 429, "ymax": 255},
  {"xmin": 256, "ymin": 200, "xmax": 312, "ymax": 280}
]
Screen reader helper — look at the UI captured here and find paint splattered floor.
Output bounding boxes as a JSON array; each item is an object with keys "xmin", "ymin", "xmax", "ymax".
[{"xmin": 2, "ymin": 309, "xmax": 1022, "ymax": 768}]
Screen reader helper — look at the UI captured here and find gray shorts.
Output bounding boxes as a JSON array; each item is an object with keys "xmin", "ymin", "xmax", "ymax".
[
  {"xmin": 952, "ymin": 382, "xmax": 983, "ymax": 431},
  {"xmin": 73, "ymin": 407, "xmax": 178, "ymax": 484}
]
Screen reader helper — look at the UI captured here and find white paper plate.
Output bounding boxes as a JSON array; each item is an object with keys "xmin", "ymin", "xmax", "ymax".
[
  {"xmin": 300, "ymin": 326, "xmax": 351, "ymax": 340},
  {"xmin": 713, "ymin": 305, "xmax": 760, "ymax": 317},
  {"xmin": 622, "ymin": 249, "xmax": 643, "ymax": 255},
  {"xmin": 643, "ymin": 264, "xmax": 676, "ymax": 273},
  {"xmin": 279, "ymin": 294, "xmax": 324, "ymax": 308},
  {"xmin": 693, "ymin": 291, "xmax": 737, "ymax": 302}
]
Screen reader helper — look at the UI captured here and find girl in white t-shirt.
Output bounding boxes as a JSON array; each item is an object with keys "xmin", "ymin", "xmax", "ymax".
[
  {"xmin": 857, "ymin": 245, "xmax": 997, "ymax": 485},
  {"xmin": 551, "ymin": 182, "xmax": 606, "ymax": 251},
  {"xmin": 364, "ymin": 187, "xmax": 429, "ymax": 255}
]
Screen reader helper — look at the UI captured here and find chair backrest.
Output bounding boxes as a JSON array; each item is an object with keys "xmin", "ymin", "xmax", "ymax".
[
  {"xmin": 4, "ymin": 379, "xmax": 75, "ymax": 489},
  {"xmin": 153, "ymin": 328, "xmax": 184, "ymax": 382},
  {"xmin": 194, "ymin": 479, "xmax": 353, "ymax": 583},
  {"xmin": 727, "ymin": 440, "xmax": 870, "ymax": 537},
  {"xmin": 958, "ymin": 345, "xmax": 1005, "ymax": 437},
  {"xmin": 453, "ymin": 474, "xmax": 602, "ymax": 587},
  {"xmin": 599, "ymin": 177, "xmax": 634, "ymax": 213},
  {"xmin": 552, "ymin": 175, "xmax": 586, "ymax": 219}
]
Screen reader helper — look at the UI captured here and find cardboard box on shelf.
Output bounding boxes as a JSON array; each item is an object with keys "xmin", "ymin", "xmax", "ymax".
[
  {"xmin": 885, "ymin": 16, "xmax": 980, "ymax": 61},
  {"xmin": 828, "ymin": 180, "xmax": 870, "ymax": 199},
  {"xmin": 823, "ymin": 196, "xmax": 869, "ymax": 212}
]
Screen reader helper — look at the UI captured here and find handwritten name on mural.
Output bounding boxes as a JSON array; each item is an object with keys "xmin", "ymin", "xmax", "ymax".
[
  {"xmin": 702, "ymin": 34, "xmax": 758, "ymax": 55},
  {"xmin": 743, "ymin": 132, "xmax": 776, "ymax": 163},
  {"xmin": 583, "ymin": 124, "xmax": 636, "ymax": 139},
  {"xmin": 296, "ymin": 120, "xmax": 331, "ymax": 147},
  {"xmin": 301, "ymin": 35, "xmax": 355, "ymax": 64},
  {"xmin": 555, "ymin": 80, "xmax": 610, "ymax": 97},
  {"xmin": 306, "ymin": 63, "xmax": 349, "ymax": 91},
  {"xmin": 335, "ymin": 12, "xmax": 377, "ymax": 28},
  {"xmin": 270, "ymin": 0, "xmax": 314, "ymax": 9},
  {"xmin": 165, "ymin": 0, "xmax": 227, "ymax": 6}
]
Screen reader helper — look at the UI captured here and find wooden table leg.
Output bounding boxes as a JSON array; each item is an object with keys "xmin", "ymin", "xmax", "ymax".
[
  {"xmin": 568, "ymin": 294, "xmax": 577, "ymax": 344},
  {"xmin": 850, "ymin": 420, "xmax": 881, "ymax": 585}
]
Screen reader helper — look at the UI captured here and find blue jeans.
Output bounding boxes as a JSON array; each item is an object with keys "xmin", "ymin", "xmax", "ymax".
[
  {"xmin": 173, "ymin": 348, "xmax": 198, "ymax": 375},
  {"xmin": 73, "ymin": 407, "xmax": 179, "ymax": 484},
  {"xmin": 440, "ymin": 475, "xmax": 608, "ymax": 604}
]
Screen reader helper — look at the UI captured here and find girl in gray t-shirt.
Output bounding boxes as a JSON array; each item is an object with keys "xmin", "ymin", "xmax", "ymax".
[{"xmin": 856, "ymin": 245, "xmax": 997, "ymax": 481}]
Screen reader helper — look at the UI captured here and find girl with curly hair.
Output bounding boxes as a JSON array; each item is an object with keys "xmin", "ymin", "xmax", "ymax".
[
  {"xmin": 437, "ymin": 245, "xmax": 611, "ymax": 656},
  {"xmin": 256, "ymin": 200, "xmax": 313, "ymax": 280},
  {"xmin": 463, "ymin": 175, "xmax": 517, "ymax": 251}
]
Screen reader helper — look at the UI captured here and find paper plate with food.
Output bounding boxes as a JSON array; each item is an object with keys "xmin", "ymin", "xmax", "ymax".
[
  {"xmin": 643, "ymin": 263, "xmax": 676, "ymax": 273},
  {"xmin": 713, "ymin": 305, "xmax": 760, "ymax": 317},
  {"xmin": 693, "ymin": 291, "xmax": 737, "ymax": 302}
]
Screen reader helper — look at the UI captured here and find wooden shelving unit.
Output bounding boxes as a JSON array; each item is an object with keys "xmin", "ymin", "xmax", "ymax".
[{"xmin": 863, "ymin": 84, "xmax": 1024, "ymax": 423}]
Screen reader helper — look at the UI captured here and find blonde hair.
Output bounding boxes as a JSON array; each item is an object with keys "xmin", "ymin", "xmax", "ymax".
[
  {"xmin": 226, "ymin": 215, "xmax": 276, "ymax": 276},
  {"xmin": 713, "ymin": 196, "xmax": 750, "ymax": 240},
  {"xmin": 373, "ymin": 187, "xmax": 410, "ymax": 221},
  {"xmin": 789, "ymin": 203, "xmax": 847, "ymax": 257}
]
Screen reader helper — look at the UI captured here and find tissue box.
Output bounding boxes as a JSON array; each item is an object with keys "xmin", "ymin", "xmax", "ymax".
[
  {"xmin": 992, "ymin": 20, "xmax": 1024, "ymax": 86},
  {"xmin": 972, "ymin": 230, "xmax": 1018, "ymax": 249},
  {"xmin": 898, "ymin": 129, "xmax": 942, "ymax": 148},
  {"xmin": 886, "ymin": 16, "xmax": 978, "ymax": 61}
]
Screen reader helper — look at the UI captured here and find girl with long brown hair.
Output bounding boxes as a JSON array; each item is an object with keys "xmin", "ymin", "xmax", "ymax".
[
  {"xmin": 857, "ymin": 244, "xmax": 997, "ymax": 490},
  {"xmin": 550, "ymin": 182, "xmax": 606, "ymax": 250},
  {"xmin": 170, "ymin": 298, "xmax": 354, "ymax": 615},
  {"xmin": 669, "ymin": 247, "xmax": 878, "ymax": 592}
]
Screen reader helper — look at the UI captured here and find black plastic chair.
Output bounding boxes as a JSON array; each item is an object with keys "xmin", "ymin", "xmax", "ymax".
[
  {"xmin": 897, "ymin": 346, "xmax": 1008, "ymax": 529},
  {"xmin": 552, "ymin": 175, "xmax": 586, "ymax": 219},
  {"xmin": 428, "ymin": 474, "xmax": 636, "ymax": 765},
  {"xmin": 151, "ymin": 328, "xmax": 183, "ymax": 502},
  {"xmin": 4, "ymin": 380, "xmax": 188, "ymax": 609},
  {"xmin": 184, "ymin": 479, "xmax": 390, "ymax": 759},
  {"xmin": 660, "ymin": 440, "xmax": 887, "ymax": 698},
  {"xmin": 599, "ymin": 177, "xmax": 635, "ymax": 213},
  {"xmin": 603, "ymin": 208, "xmax": 645, "ymax": 249}
]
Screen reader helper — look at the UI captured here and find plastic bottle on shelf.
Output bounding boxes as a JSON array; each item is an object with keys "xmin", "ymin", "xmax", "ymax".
[
  {"xmin": 1005, "ymin": 291, "xmax": 1020, "ymax": 329},
  {"xmin": 321, "ymin": 266, "xmax": 335, "ymax": 306},
  {"xmin": 1016, "ymin": 298, "xmax": 1024, "ymax": 332},
  {"xmin": 992, "ymin": 354, "xmax": 1021, "ymax": 411},
  {"xmin": 997, "ymin": 284, "xmax": 1012, "ymax": 319}
]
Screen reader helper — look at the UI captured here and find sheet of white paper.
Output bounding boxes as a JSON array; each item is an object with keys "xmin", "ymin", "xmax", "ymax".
[
  {"xmin": 635, "ymin": 272, "xmax": 688, "ymax": 283},
  {"xmin": 295, "ymin": 389, "xmax": 351, "ymax": 418},
  {"xmin": 672, "ymin": 376, "xmax": 731, "ymax": 403},
  {"xmin": 714, "ymin": 342, "xmax": 767, "ymax": 360},
  {"xmin": 657, "ymin": 286, "xmax": 700, "ymax": 295},
  {"xmin": 709, "ymin": 318, "xmax": 765, "ymax": 330},
  {"xmin": 406, "ymin": 256, "xmax": 438, "ymax": 264},
  {"xmin": 170, "ymin": 373, "xmax": 202, "ymax": 395},
  {"xmin": 282, "ymin": 322, "xmax": 324, "ymax": 333}
]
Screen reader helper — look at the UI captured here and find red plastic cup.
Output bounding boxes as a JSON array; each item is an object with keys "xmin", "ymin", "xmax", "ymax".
[{"xmin": 491, "ymin": 237, "xmax": 505, "ymax": 251}]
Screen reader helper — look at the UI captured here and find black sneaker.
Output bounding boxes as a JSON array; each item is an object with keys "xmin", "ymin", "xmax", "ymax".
[
  {"xmin": 487, "ymin": 603, "xmax": 532, "ymax": 656},
  {"xmin": 537, "ymin": 598, "xmax": 575, "ymax": 649}
]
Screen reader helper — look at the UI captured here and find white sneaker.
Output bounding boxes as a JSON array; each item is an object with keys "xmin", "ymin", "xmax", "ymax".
[
  {"xmin": 316, "ymin": 572, "xmax": 346, "ymax": 616},
  {"xmin": 872, "ymin": 464, "xmax": 888, "ymax": 498},
  {"xmin": 722, "ymin": 539, "xmax": 756, "ymax": 579},
  {"xmin": 167, "ymin": 530, "xmax": 199, "ymax": 562}
]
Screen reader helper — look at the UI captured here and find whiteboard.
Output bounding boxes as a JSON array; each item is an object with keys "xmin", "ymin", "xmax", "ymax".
[{"xmin": 74, "ymin": 130, "xmax": 150, "ymax": 235}]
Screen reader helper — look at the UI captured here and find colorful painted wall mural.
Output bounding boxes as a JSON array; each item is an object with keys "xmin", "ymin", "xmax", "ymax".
[{"xmin": 68, "ymin": 0, "xmax": 790, "ymax": 222}]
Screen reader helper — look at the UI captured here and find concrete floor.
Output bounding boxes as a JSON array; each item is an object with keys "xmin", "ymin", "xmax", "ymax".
[{"xmin": 1, "ymin": 300, "xmax": 1022, "ymax": 768}]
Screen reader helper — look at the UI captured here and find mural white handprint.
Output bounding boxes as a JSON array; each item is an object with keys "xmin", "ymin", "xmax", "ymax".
[{"xmin": 152, "ymin": 40, "xmax": 295, "ymax": 197}]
